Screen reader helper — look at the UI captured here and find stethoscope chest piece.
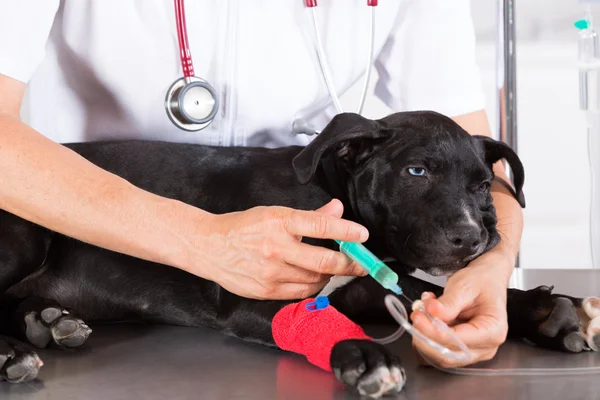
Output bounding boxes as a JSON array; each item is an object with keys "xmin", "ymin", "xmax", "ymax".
[{"xmin": 165, "ymin": 76, "xmax": 219, "ymax": 132}]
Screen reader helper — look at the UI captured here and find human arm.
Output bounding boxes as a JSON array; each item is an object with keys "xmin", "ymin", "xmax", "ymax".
[{"xmin": 0, "ymin": 73, "xmax": 368, "ymax": 300}]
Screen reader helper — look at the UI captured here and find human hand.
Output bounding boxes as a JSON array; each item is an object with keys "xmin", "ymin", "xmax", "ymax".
[
  {"xmin": 190, "ymin": 199, "xmax": 369, "ymax": 300},
  {"xmin": 410, "ymin": 252, "xmax": 513, "ymax": 368}
]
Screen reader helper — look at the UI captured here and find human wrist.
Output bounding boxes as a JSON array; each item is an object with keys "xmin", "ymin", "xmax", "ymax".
[
  {"xmin": 158, "ymin": 198, "xmax": 216, "ymax": 279},
  {"xmin": 469, "ymin": 247, "xmax": 515, "ymax": 286}
]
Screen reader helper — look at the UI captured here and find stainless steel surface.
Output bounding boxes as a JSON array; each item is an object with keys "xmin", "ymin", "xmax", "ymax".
[{"xmin": 2, "ymin": 269, "xmax": 599, "ymax": 400}]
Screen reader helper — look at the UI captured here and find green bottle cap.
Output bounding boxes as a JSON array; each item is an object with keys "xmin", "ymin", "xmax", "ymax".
[{"xmin": 575, "ymin": 19, "xmax": 590, "ymax": 30}]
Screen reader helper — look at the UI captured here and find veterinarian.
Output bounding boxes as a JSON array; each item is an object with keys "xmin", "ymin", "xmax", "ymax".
[{"xmin": 0, "ymin": 1, "xmax": 523, "ymax": 368}]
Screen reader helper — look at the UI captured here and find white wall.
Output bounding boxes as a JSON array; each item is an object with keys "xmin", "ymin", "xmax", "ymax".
[{"xmin": 341, "ymin": 0, "xmax": 598, "ymax": 269}]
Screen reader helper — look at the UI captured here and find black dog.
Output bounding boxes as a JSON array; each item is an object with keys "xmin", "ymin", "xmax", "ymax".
[{"xmin": 0, "ymin": 111, "xmax": 597, "ymax": 397}]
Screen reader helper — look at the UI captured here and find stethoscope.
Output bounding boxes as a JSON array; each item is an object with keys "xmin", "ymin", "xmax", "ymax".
[{"xmin": 165, "ymin": 0, "xmax": 378, "ymax": 133}]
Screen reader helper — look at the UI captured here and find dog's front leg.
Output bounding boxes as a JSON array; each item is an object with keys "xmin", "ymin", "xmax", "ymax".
[
  {"xmin": 225, "ymin": 289, "xmax": 407, "ymax": 398},
  {"xmin": 301, "ymin": 273, "xmax": 444, "ymax": 398},
  {"xmin": 328, "ymin": 273, "xmax": 444, "ymax": 325},
  {"xmin": 506, "ymin": 286, "xmax": 600, "ymax": 353}
]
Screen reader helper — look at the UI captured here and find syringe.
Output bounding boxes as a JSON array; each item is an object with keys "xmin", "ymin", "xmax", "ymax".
[{"xmin": 335, "ymin": 240, "xmax": 403, "ymax": 295}]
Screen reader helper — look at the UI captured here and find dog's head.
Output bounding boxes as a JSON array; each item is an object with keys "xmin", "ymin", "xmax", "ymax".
[{"xmin": 292, "ymin": 111, "xmax": 525, "ymax": 276}]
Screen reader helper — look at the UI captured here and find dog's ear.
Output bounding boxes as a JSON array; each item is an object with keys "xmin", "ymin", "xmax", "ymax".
[
  {"xmin": 474, "ymin": 135, "xmax": 526, "ymax": 208},
  {"xmin": 292, "ymin": 113, "xmax": 388, "ymax": 184}
]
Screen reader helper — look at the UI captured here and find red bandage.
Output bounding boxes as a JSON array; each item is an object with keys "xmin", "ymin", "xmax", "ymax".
[{"xmin": 272, "ymin": 298, "xmax": 372, "ymax": 371}]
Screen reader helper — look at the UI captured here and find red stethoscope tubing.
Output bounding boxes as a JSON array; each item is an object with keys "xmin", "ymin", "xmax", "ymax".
[
  {"xmin": 174, "ymin": 0, "xmax": 378, "ymax": 79},
  {"xmin": 174, "ymin": 0, "xmax": 194, "ymax": 78}
]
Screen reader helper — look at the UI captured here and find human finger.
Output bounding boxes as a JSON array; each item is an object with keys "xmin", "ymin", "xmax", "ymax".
[
  {"xmin": 275, "ymin": 262, "xmax": 333, "ymax": 285},
  {"xmin": 412, "ymin": 306, "xmax": 505, "ymax": 351},
  {"xmin": 282, "ymin": 241, "xmax": 367, "ymax": 277},
  {"xmin": 314, "ymin": 198, "xmax": 345, "ymax": 218},
  {"xmin": 282, "ymin": 209, "xmax": 369, "ymax": 242}
]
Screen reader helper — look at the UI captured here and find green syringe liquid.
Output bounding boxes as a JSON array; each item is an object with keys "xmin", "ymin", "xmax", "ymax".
[{"xmin": 335, "ymin": 240, "xmax": 402, "ymax": 295}]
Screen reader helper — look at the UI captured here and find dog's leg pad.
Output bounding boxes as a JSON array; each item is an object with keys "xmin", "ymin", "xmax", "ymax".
[
  {"xmin": 357, "ymin": 366, "xmax": 405, "ymax": 398},
  {"xmin": 51, "ymin": 316, "xmax": 92, "ymax": 348},
  {"xmin": 40, "ymin": 307, "xmax": 63, "ymax": 324},
  {"xmin": 24, "ymin": 312, "xmax": 53, "ymax": 349},
  {"xmin": 0, "ymin": 337, "xmax": 43, "ymax": 383},
  {"xmin": 331, "ymin": 339, "xmax": 406, "ymax": 399},
  {"xmin": 18, "ymin": 298, "xmax": 91, "ymax": 349}
]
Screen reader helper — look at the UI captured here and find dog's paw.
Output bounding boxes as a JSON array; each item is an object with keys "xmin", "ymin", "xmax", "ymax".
[
  {"xmin": 19, "ymin": 298, "xmax": 92, "ymax": 349},
  {"xmin": 0, "ymin": 337, "xmax": 43, "ymax": 383},
  {"xmin": 330, "ymin": 339, "xmax": 406, "ymax": 399},
  {"xmin": 509, "ymin": 286, "xmax": 600, "ymax": 353}
]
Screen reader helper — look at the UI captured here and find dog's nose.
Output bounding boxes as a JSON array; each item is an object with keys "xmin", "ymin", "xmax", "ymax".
[{"xmin": 447, "ymin": 227, "xmax": 482, "ymax": 258}]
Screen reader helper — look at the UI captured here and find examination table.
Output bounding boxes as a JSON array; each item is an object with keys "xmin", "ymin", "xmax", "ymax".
[{"xmin": 2, "ymin": 269, "xmax": 600, "ymax": 400}]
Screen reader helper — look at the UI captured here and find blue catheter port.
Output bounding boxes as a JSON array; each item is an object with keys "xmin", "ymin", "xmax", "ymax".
[
  {"xmin": 306, "ymin": 296, "xmax": 330, "ymax": 311},
  {"xmin": 335, "ymin": 240, "xmax": 403, "ymax": 295}
]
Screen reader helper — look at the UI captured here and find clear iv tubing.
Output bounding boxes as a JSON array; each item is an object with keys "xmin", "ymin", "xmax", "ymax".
[
  {"xmin": 375, "ymin": 294, "xmax": 600, "ymax": 376},
  {"xmin": 372, "ymin": 294, "xmax": 473, "ymax": 363}
]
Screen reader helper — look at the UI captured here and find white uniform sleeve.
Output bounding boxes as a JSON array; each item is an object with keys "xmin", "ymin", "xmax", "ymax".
[
  {"xmin": 0, "ymin": 0, "xmax": 60, "ymax": 83},
  {"xmin": 374, "ymin": 0, "xmax": 486, "ymax": 117}
]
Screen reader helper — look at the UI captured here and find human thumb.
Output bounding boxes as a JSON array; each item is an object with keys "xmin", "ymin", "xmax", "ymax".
[{"xmin": 315, "ymin": 199, "xmax": 344, "ymax": 217}]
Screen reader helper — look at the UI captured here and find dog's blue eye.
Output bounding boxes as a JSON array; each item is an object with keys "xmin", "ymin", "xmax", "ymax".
[{"xmin": 408, "ymin": 167, "xmax": 426, "ymax": 177}]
